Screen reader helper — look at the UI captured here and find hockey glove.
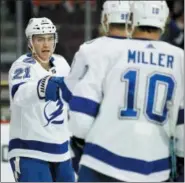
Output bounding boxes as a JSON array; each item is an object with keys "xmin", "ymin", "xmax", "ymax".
[
  {"xmin": 50, "ymin": 76, "xmax": 72, "ymax": 103},
  {"xmin": 37, "ymin": 76, "xmax": 60, "ymax": 101},
  {"xmin": 49, "ymin": 76, "xmax": 64, "ymax": 86}
]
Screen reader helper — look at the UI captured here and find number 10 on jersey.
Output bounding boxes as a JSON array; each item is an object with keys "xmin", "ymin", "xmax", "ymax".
[{"xmin": 120, "ymin": 69, "xmax": 176, "ymax": 125}]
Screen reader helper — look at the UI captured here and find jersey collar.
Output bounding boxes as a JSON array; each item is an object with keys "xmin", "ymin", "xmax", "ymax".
[
  {"xmin": 49, "ymin": 56, "xmax": 55, "ymax": 67},
  {"xmin": 106, "ymin": 36, "xmax": 127, "ymax": 39},
  {"xmin": 26, "ymin": 53, "xmax": 55, "ymax": 66},
  {"xmin": 132, "ymin": 38, "xmax": 157, "ymax": 41},
  {"xmin": 106, "ymin": 36, "xmax": 158, "ymax": 41}
]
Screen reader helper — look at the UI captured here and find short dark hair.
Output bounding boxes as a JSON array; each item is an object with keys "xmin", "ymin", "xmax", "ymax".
[
  {"xmin": 109, "ymin": 23, "xmax": 127, "ymax": 30},
  {"xmin": 137, "ymin": 26, "xmax": 161, "ymax": 33}
]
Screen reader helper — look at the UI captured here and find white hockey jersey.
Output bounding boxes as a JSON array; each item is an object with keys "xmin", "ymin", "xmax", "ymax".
[
  {"xmin": 67, "ymin": 36, "xmax": 184, "ymax": 182},
  {"xmin": 8, "ymin": 53, "xmax": 71, "ymax": 162},
  {"xmin": 60, "ymin": 47, "xmax": 88, "ymax": 104}
]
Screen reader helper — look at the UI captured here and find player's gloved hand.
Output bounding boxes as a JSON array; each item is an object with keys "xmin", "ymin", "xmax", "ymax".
[
  {"xmin": 37, "ymin": 76, "xmax": 62, "ymax": 102},
  {"xmin": 70, "ymin": 136, "xmax": 85, "ymax": 173},
  {"xmin": 49, "ymin": 76, "xmax": 65, "ymax": 86},
  {"xmin": 50, "ymin": 76, "xmax": 72, "ymax": 104}
]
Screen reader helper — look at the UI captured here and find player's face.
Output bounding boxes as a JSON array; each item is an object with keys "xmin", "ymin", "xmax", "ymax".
[{"xmin": 32, "ymin": 34, "xmax": 55, "ymax": 61}]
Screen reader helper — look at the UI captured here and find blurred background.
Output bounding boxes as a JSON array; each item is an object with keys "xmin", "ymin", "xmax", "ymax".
[{"xmin": 0, "ymin": 0, "xmax": 184, "ymax": 182}]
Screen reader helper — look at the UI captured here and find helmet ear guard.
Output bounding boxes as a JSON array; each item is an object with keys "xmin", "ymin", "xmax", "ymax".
[{"xmin": 101, "ymin": 12, "xmax": 109, "ymax": 34}]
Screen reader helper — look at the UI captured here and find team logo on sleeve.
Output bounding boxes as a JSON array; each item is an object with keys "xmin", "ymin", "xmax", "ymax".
[
  {"xmin": 79, "ymin": 65, "xmax": 89, "ymax": 80},
  {"xmin": 44, "ymin": 100, "xmax": 64, "ymax": 127}
]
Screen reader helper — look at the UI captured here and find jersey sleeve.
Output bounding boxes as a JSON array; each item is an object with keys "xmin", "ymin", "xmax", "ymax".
[
  {"xmin": 54, "ymin": 54, "xmax": 71, "ymax": 76},
  {"xmin": 175, "ymin": 49, "xmax": 184, "ymax": 158},
  {"xmin": 61, "ymin": 46, "xmax": 88, "ymax": 103},
  {"xmin": 9, "ymin": 62, "xmax": 41, "ymax": 107},
  {"xmin": 68, "ymin": 50, "xmax": 107, "ymax": 139},
  {"xmin": 62, "ymin": 60, "xmax": 70, "ymax": 77}
]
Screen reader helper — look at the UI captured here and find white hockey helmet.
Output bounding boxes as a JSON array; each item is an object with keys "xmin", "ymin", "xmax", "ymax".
[
  {"xmin": 25, "ymin": 17, "xmax": 58, "ymax": 43},
  {"xmin": 131, "ymin": 1, "xmax": 169, "ymax": 32},
  {"xmin": 101, "ymin": 0, "xmax": 131, "ymax": 33},
  {"xmin": 25, "ymin": 17, "xmax": 58, "ymax": 63}
]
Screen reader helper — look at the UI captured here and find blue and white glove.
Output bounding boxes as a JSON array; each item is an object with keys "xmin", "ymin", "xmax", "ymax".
[
  {"xmin": 49, "ymin": 76, "xmax": 65, "ymax": 85},
  {"xmin": 50, "ymin": 76, "xmax": 72, "ymax": 103},
  {"xmin": 37, "ymin": 76, "xmax": 63, "ymax": 102}
]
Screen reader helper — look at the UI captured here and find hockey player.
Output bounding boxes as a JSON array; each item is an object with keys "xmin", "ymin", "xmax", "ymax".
[
  {"xmin": 69, "ymin": 0, "xmax": 132, "ymax": 174},
  {"xmin": 8, "ymin": 17, "xmax": 75, "ymax": 182},
  {"xmin": 130, "ymin": 2, "xmax": 184, "ymax": 181},
  {"xmin": 38, "ymin": 1, "xmax": 184, "ymax": 182},
  {"xmin": 38, "ymin": 0, "xmax": 132, "ymax": 175}
]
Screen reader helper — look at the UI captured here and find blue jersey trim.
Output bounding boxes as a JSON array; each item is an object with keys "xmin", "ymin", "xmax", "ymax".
[
  {"xmin": 83, "ymin": 143, "xmax": 170, "ymax": 175},
  {"xmin": 9, "ymin": 138, "xmax": 69, "ymax": 154},
  {"xmin": 11, "ymin": 82, "xmax": 26, "ymax": 98},
  {"xmin": 177, "ymin": 109, "xmax": 184, "ymax": 125},
  {"xmin": 26, "ymin": 53, "xmax": 32, "ymax": 57},
  {"xmin": 107, "ymin": 36, "xmax": 127, "ymax": 40},
  {"xmin": 69, "ymin": 96, "xmax": 100, "ymax": 117},
  {"xmin": 132, "ymin": 38, "xmax": 157, "ymax": 41},
  {"xmin": 50, "ymin": 56, "xmax": 54, "ymax": 63},
  {"xmin": 26, "ymin": 53, "xmax": 54, "ymax": 65},
  {"xmin": 23, "ymin": 57, "xmax": 36, "ymax": 64},
  {"xmin": 37, "ymin": 78, "xmax": 45, "ymax": 100}
]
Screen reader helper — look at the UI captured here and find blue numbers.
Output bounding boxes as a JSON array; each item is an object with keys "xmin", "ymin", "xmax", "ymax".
[
  {"xmin": 120, "ymin": 70, "xmax": 176, "ymax": 125},
  {"xmin": 13, "ymin": 68, "xmax": 24, "ymax": 79},
  {"xmin": 13, "ymin": 67, "xmax": 31, "ymax": 80},
  {"xmin": 152, "ymin": 7, "xmax": 159, "ymax": 15},
  {"xmin": 145, "ymin": 74, "xmax": 175, "ymax": 124},
  {"xmin": 121, "ymin": 13, "xmax": 129, "ymax": 20},
  {"xmin": 120, "ymin": 69, "xmax": 138, "ymax": 118},
  {"xmin": 24, "ymin": 67, "xmax": 31, "ymax": 79}
]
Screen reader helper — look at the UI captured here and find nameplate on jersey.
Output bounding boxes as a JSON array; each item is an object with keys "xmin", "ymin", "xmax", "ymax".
[{"xmin": 128, "ymin": 50, "xmax": 174, "ymax": 69}]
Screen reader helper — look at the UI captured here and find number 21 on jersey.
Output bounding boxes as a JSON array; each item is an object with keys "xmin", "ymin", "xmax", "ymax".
[{"xmin": 12, "ymin": 67, "xmax": 31, "ymax": 80}]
